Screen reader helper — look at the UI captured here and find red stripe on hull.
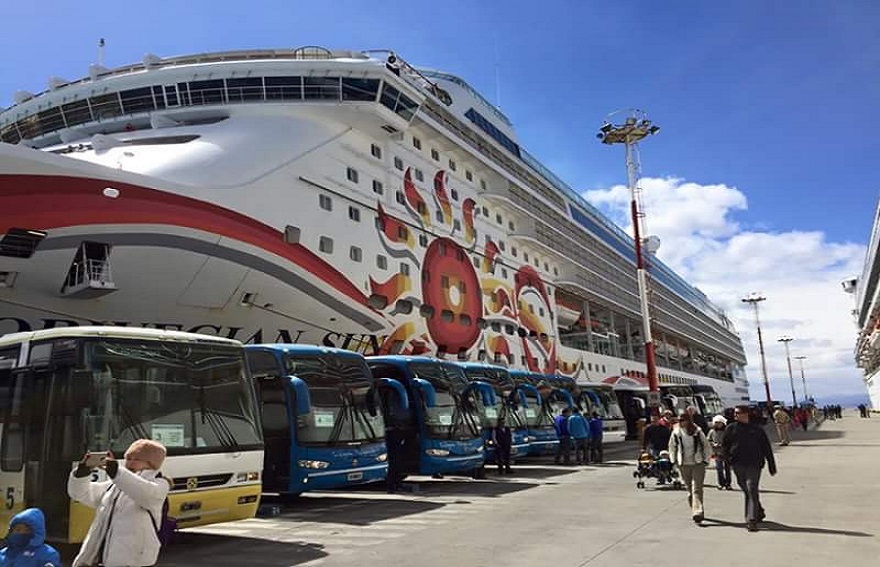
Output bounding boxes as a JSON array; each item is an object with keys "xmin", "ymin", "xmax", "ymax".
[{"xmin": 0, "ymin": 174, "xmax": 372, "ymax": 309}]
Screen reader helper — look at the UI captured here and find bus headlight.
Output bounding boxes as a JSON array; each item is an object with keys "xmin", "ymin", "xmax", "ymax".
[
  {"xmin": 298, "ymin": 460, "xmax": 331, "ymax": 469},
  {"xmin": 425, "ymin": 449, "xmax": 450, "ymax": 457},
  {"xmin": 376, "ymin": 453, "xmax": 388, "ymax": 462},
  {"xmin": 235, "ymin": 471, "xmax": 261, "ymax": 482}
]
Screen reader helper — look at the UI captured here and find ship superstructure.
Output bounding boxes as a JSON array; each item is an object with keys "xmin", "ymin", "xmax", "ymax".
[
  {"xmin": 851, "ymin": 200, "xmax": 880, "ymax": 410},
  {"xmin": 0, "ymin": 46, "xmax": 749, "ymax": 405}
]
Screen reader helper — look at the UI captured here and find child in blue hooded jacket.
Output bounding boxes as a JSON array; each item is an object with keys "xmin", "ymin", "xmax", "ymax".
[{"xmin": 0, "ymin": 508, "xmax": 61, "ymax": 567}]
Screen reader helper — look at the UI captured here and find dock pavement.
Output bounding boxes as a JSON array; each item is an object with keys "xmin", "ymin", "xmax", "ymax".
[{"xmin": 139, "ymin": 411, "xmax": 878, "ymax": 566}]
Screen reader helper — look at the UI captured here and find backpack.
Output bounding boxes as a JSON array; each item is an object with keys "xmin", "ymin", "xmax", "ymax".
[{"xmin": 147, "ymin": 473, "xmax": 177, "ymax": 545}]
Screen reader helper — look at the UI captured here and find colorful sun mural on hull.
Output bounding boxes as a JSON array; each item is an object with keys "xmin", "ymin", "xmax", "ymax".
[{"xmin": 370, "ymin": 167, "xmax": 566, "ymax": 374}]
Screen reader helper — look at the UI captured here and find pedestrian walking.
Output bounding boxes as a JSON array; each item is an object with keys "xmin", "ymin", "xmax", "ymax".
[
  {"xmin": 493, "ymin": 413, "xmax": 514, "ymax": 474},
  {"xmin": 668, "ymin": 411, "xmax": 711, "ymax": 524},
  {"xmin": 707, "ymin": 415, "xmax": 731, "ymax": 489},
  {"xmin": 567, "ymin": 408, "xmax": 591, "ymax": 464},
  {"xmin": 588, "ymin": 411, "xmax": 604, "ymax": 463},
  {"xmin": 67, "ymin": 440, "xmax": 171, "ymax": 567},
  {"xmin": 773, "ymin": 405, "xmax": 791, "ymax": 445},
  {"xmin": 721, "ymin": 404, "xmax": 777, "ymax": 532},
  {"xmin": 0, "ymin": 508, "xmax": 61, "ymax": 567},
  {"xmin": 554, "ymin": 407, "xmax": 572, "ymax": 465}
]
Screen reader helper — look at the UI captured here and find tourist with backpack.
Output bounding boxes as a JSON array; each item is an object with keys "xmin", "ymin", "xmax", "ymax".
[{"xmin": 67, "ymin": 439, "xmax": 172, "ymax": 567}]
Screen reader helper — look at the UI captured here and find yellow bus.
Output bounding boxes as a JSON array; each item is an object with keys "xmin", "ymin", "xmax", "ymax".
[{"xmin": 0, "ymin": 326, "xmax": 264, "ymax": 543}]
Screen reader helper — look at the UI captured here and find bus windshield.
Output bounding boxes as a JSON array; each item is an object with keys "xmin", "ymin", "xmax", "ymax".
[
  {"xmin": 410, "ymin": 363, "xmax": 481, "ymax": 440},
  {"xmin": 462, "ymin": 368, "xmax": 525, "ymax": 429},
  {"xmin": 588, "ymin": 387, "xmax": 624, "ymax": 419},
  {"xmin": 82, "ymin": 338, "xmax": 262, "ymax": 454},
  {"xmin": 284, "ymin": 354, "xmax": 384, "ymax": 446}
]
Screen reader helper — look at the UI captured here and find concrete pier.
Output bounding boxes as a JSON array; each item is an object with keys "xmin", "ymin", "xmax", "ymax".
[{"xmin": 148, "ymin": 413, "xmax": 877, "ymax": 566}]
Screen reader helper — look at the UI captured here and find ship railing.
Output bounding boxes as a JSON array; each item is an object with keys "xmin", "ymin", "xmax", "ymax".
[{"xmin": 65, "ymin": 259, "xmax": 114, "ymax": 289}]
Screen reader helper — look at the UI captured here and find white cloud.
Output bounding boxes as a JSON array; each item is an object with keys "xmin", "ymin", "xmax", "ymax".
[{"xmin": 584, "ymin": 177, "xmax": 867, "ymax": 404}]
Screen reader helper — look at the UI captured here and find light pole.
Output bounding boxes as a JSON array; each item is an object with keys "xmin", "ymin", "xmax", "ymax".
[
  {"xmin": 794, "ymin": 355, "xmax": 809, "ymax": 404},
  {"xmin": 778, "ymin": 335, "xmax": 797, "ymax": 407},
  {"xmin": 741, "ymin": 293, "xmax": 773, "ymax": 408},
  {"xmin": 598, "ymin": 110, "xmax": 661, "ymax": 414}
]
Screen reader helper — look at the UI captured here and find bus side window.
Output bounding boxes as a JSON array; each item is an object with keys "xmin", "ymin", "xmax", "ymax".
[{"xmin": 0, "ymin": 368, "xmax": 26, "ymax": 472}]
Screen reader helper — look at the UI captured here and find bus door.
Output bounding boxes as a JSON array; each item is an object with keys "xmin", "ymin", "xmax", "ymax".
[
  {"xmin": 370, "ymin": 364, "xmax": 420, "ymax": 474},
  {"xmin": 0, "ymin": 349, "xmax": 27, "ymax": 536},
  {"xmin": 246, "ymin": 350, "xmax": 294, "ymax": 493}
]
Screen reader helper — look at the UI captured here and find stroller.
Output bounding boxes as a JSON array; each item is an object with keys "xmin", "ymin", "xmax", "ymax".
[{"xmin": 633, "ymin": 450, "xmax": 682, "ymax": 489}]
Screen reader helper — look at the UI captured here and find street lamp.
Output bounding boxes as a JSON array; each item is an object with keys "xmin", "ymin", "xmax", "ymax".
[
  {"xmin": 741, "ymin": 293, "xmax": 773, "ymax": 408},
  {"xmin": 777, "ymin": 335, "xmax": 797, "ymax": 407},
  {"xmin": 794, "ymin": 355, "xmax": 809, "ymax": 404},
  {"xmin": 598, "ymin": 110, "xmax": 661, "ymax": 414}
]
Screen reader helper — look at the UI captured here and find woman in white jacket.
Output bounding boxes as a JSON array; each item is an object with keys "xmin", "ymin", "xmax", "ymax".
[
  {"xmin": 67, "ymin": 440, "xmax": 170, "ymax": 567},
  {"xmin": 668, "ymin": 412, "xmax": 711, "ymax": 524}
]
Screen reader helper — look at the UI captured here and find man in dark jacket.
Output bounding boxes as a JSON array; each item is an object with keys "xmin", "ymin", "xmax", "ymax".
[
  {"xmin": 492, "ymin": 413, "xmax": 514, "ymax": 474},
  {"xmin": 721, "ymin": 404, "xmax": 777, "ymax": 532},
  {"xmin": 642, "ymin": 414, "xmax": 672, "ymax": 457},
  {"xmin": 554, "ymin": 408, "xmax": 572, "ymax": 465}
]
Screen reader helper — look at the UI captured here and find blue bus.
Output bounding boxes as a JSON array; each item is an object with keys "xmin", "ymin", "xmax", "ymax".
[
  {"xmin": 245, "ymin": 345, "xmax": 406, "ymax": 498},
  {"xmin": 549, "ymin": 375, "xmax": 626, "ymax": 443},
  {"xmin": 509, "ymin": 370, "xmax": 570, "ymax": 456},
  {"xmin": 456, "ymin": 363, "xmax": 532, "ymax": 461},
  {"xmin": 367, "ymin": 356, "xmax": 489, "ymax": 478}
]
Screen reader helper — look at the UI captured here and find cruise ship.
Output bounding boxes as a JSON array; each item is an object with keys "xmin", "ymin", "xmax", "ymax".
[
  {"xmin": 0, "ymin": 47, "xmax": 749, "ymax": 405},
  {"xmin": 850, "ymin": 201, "xmax": 880, "ymax": 410}
]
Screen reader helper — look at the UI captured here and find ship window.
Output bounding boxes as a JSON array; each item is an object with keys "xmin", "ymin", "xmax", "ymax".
[
  {"xmin": 226, "ymin": 77, "xmax": 263, "ymax": 102},
  {"xmin": 414, "ymin": 169, "xmax": 424, "ymax": 182},
  {"xmin": 304, "ymin": 77, "xmax": 341, "ymax": 100},
  {"xmin": 372, "ymin": 180, "xmax": 384, "ymax": 195},
  {"xmin": 496, "ymin": 213, "xmax": 502, "ymax": 224},
  {"xmin": 376, "ymin": 255, "xmax": 388, "ymax": 270},
  {"xmin": 368, "ymin": 294, "xmax": 388, "ymax": 309},
  {"xmin": 451, "ymin": 189, "xmax": 459, "ymax": 201},
  {"xmin": 507, "ymin": 354, "xmax": 515, "ymax": 365},
  {"xmin": 342, "ymin": 78, "xmax": 379, "ymax": 101},
  {"xmin": 397, "ymin": 226, "xmax": 408, "ymax": 239},
  {"xmin": 524, "ymin": 252, "xmax": 529, "ymax": 262},
  {"xmin": 151, "ymin": 86, "xmax": 166, "ymax": 109},
  {"xmin": 0, "ymin": 228, "xmax": 47, "ymax": 259},
  {"xmin": 480, "ymin": 179, "xmax": 487, "ymax": 190},
  {"xmin": 453, "ymin": 219, "xmax": 461, "ymax": 231},
  {"xmin": 36, "ymin": 107, "xmax": 66, "ymax": 133},
  {"xmin": 499, "ymin": 241, "xmax": 505, "ymax": 251},
  {"xmin": 448, "ymin": 159, "xmax": 457, "ymax": 171},
  {"xmin": 460, "ymin": 314, "xmax": 472, "ymax": 327},
  {"xmin": 265, "ymin": 76, "xmax": 303, "ymax": 100},
  {"xmin": 395, "ymin": 299, "xmax": 414, "ymax": 314},
  {"xmin": 465, "ymin": 170, "xmax": 473, "ymax": 182},
  {"xmin": 319, "ymin": 194, "xmax": 332, "ymax": 211},
  {"xmin": 482, "ymin": 206, "xmax": 488, "ymax": 216},
  {"xmin": 16, "ymin": 115, "xmax": 40, "ymax": 140},
  {"xmin": 501, "ymin": 268, "xmax": 508, "ymax": 279},
  {"xmin": 60, "ymin": 99, "xmax": 92, "ymax": 128},
  {"xmin": 394, "ymin": 156, "xmax": 404, "ymax": 171},
  {"xmin": 350, "ymin": 246, "xmax": 362, "ymax": 262},
  {"xmin": 371, "ymin": 144, "xmax": 382, "ymax": 159},
  {"xmin": 348, "ymin": 206, "xmax": 360, "ymax": 222},
  {"xmin": 318, "ymin": 236, "xmax": 334, "ymax": 254},
  {"xmin": 346, "ymin": 167, "xmax": 359, "ymax": 183},
  {"xmin": 0, "ymin": 124, "xmax": 21, "ymax": 145},
  {"xmin": 418, "ymin": 234, "xmax": 427, "ymax": 247},
  {"xmin": 420, "ymin": 304, "xmax": 435, "ymax": 318},
  {"xmin": 431, "ymin": 149, "xmax": 439, "ymax": 161},
  {"xmin": 189, "ymin": 80, "xmax": 226, "ymax": 105},
  {"xmin": 509, "ymin": 221, "xmax": 515, "ymax": 231},
  {"xmin": 412, "ymin": 136, "xmax": 421, "ymax": 150},
  {"xmin": 395, "ymin": 191, "xmax": 405, "ymax": 205},
  {"xmin": 505, "ymin": 325, "xmax": 515, "ymax": 335},
  {"xmin": 89, "ymin": 93, "xmax": 124, "ymax": 120},
  {"xmin": 163, "ymin": 84, "xmax": 179, "ymax": 106},
  {"xmin": 441, "ymin": 275, "xmax": 449, "ymax": 289},
  {"xmin": 176, "ymin": 82, "xmax": 190, "ymax": 105},
  {"xmin": 511, "ymin": 247, "xmax": 518, "ymax": 257},
  {"xmin": 395, "ymin": 93, "xmax": 418, "ymax": 121},
  {"xmin": 440, "ymin": 310, "xmax": 454, "ymax": 323},
  {"xmin": 119, "ymin": 87, "xmax": 155, "ymax": 113},
  {"xmin": 435, "ymin": 210, "xmax": 443, "ymax": 223},
  {"xmin": 399, "ymin": 263, "xmax": 410, "ymax": 276},
  {"xmin": 491, "ymin": 322, "xmax": 501, "ymax": 332}
]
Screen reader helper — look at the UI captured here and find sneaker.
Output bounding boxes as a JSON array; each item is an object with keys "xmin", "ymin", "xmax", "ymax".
[
  {"xmin": 747, "ymin": 521, "xmax": 758, "ymax": 532},
  {"xmin": 693, "ymin": 514, "xmax": 704, "ymax": 524}
]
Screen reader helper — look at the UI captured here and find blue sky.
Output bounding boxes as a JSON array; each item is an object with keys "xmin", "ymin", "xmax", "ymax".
[{"xmin": 2, "ymin": 1, "xmax": 877, "ymax": 403}]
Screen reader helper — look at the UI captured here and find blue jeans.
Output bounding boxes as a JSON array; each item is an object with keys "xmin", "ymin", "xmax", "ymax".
[{"xmin": 715, "ymin": 457, "xmax": 731, "ymax": 487}]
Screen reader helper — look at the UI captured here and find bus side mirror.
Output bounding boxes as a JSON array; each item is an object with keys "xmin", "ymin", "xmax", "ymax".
[
  {"xmin": 287, "ymin": 375, "xmax": 312, "ymax": 415},
  {"xmin": 376, "ymin": 377, "xmax": 409, "ymax": 411},
  {"xmin": 412, "ymin": 378, "xmax": 437, "ymax": 408}
]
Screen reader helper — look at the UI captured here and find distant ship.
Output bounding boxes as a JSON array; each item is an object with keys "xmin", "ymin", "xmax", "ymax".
[
  {"xmin": 849, "ymin": 201, "xmax": 880, "ymax": 410},
  {"xmin": 0, "ymin": 46, "xmax": 749, "ymax": 405}
]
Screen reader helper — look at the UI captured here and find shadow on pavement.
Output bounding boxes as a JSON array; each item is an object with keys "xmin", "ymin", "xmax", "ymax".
[
  {"xmin": 271, "ymin": 495, "xmax": 446, "ymax": 525},
  {"xmin": 700, "ymin": 518, "xmax": 873, "ymax": 537},
  {"xmin": 159, "ymin": 534, "xmax": 327, "ymax": 566},
  {"xmin": 406, "ymin": 478, "xmax": 540, "ymax": 498}
]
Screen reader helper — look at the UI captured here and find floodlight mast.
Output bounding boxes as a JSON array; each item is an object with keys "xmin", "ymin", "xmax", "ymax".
[{"xmin": 597, "ymin": 110, "xmax": 661, "ymax": 416}]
